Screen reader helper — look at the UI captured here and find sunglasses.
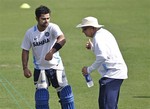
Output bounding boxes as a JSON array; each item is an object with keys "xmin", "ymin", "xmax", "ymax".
[{"xmin": 82, "ymin": 27, "xmax": 90, "ymax": 31}]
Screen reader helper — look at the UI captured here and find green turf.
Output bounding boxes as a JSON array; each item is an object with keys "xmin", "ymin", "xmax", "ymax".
[{"xmin": 0, "ymin": 0, "xmax": 150, "ymax": 109}]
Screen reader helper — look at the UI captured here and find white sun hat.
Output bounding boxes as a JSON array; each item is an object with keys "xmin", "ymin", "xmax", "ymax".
[{"xmin": 76, "ymin": 16, "xmax": 104, "ymax": 28}]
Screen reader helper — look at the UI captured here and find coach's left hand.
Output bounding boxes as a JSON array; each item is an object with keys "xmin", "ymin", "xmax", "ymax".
[{"xmin": 82, "ymin": 66, "xmax": 88, "ymax": 76}]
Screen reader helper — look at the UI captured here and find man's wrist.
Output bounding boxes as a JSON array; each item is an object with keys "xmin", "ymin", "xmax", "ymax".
[{"xmin": 23, "ymin": 66, "xmax": 27, "ymax": 70}]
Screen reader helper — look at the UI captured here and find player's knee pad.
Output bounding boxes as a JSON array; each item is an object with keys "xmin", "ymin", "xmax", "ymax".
[
  {"xmin": 59, "ymin": 85, "xmax": 75, "ymax": 109},
  {"xmin": 35, "ymin": 88, "xmax": 49, "ymax": 109}
]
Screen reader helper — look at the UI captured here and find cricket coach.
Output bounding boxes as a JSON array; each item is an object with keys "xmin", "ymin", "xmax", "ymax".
[{"xmin": 76, "ymin": 16, "xmax": 128, "ymax": 109}]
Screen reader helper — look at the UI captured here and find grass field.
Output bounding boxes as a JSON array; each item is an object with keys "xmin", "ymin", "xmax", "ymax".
[{"xmin": 0, "ymin": 0, "xmax": 150, "ymax": 109}]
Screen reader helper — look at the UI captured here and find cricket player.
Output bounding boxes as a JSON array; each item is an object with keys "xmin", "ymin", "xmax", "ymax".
[
  {"xmin": 76, "ymin": 16, "xmax": 128, "ymax": 109},
  {"xmin": 21, "ymin": 5, "xmax": 75, "ymax": 109}
]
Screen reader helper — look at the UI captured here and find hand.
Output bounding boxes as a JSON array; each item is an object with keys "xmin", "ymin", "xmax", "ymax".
[
  {"xmin": 23, "ymin": 68, "xmax": 32, "ymax": 78},
  {"xmin": 45, "ymin": 49, "xmax": 55, "ymax": 61},
  {"xmin": 82, "ymin": 66, "xmax": 88, "ymax": 76},
  {"xmin": 86, "ymin": 39, "xmax": 93, "ymax": 50}
]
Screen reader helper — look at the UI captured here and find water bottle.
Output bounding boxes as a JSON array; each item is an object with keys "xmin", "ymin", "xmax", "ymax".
[
  {"xmin": 84, "ymin": 73, "xmax": 94, "ymax": 88},
  {"xmin": 37, "ymin": 70, "xmax": 48, "ymax": 89}
]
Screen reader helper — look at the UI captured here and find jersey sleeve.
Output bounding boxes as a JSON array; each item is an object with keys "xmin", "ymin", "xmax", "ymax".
[
  {"xmin": 87, "ymin": 35, "xmax": 107, "ymax": 73},
  {"xmin": 21, "ymin": 31, "xmax": 31, "ymax": 50},
  {"xmin": 87, "ymin": 43, "xmax": 106, "ymax": 73},
  {"xmin": 51, "ymin": 24, "xmax": 64, "ymax": 38}
]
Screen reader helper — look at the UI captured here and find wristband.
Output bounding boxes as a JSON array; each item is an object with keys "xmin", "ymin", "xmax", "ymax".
[{"xmin": 52, "ymin": 43, "xmax": 62, "ymax": 52}]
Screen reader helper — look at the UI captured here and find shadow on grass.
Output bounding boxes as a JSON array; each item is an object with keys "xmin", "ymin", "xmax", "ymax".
[{"xmin": 133, "ymin": 96, "xmax": 150, "ymax": 98}]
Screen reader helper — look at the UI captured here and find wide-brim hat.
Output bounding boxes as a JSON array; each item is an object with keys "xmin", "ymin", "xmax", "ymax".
[{"xmin": 76, "ymin": 16, "xmax": 104, "ymax": 28}]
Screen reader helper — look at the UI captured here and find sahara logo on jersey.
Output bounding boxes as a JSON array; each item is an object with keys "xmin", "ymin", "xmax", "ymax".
[
  {"xmin": 33, "ymin": 38, "xmax": 50, "ymax": 47},
  {"xmin": 33, "ymin": 32, "xmax": 50, "ymax": 47}
]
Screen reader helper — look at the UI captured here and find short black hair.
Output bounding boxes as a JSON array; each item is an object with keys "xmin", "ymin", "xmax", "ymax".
[{"xmin": 35, "ymin": 5, "xmax": 51, "ymax": 19}]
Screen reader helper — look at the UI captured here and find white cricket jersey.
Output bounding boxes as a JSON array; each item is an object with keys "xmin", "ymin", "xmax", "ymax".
[
  {"xmin": 21, "ymin": 23, "xmax": 64, "ymax": 70},
  {"xmin": 87, "ymin": 28, "xmax": 128, "ymax": 79}
]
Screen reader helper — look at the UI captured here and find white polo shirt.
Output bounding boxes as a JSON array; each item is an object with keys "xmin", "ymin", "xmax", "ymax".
[
  {"xmin": 21, "ymin": 23, "xmax": 64, "ymax": 70},
  {"xmin": 87, "ymin": 28, "xmax": 128, "ymax": 79}
]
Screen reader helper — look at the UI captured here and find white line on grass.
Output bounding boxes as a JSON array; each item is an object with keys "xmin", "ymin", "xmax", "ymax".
[
  {"xmin": 0, "ymin": 75, "xmax": 33, "ymax": 109},
  {"xmin": 0, "ymin": 64, "xmax": 21, "ymax": 68}
]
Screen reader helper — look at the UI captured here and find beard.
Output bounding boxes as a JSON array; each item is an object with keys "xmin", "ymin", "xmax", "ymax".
[
  {"xmin": 37, "ymin": 22, "xmax": 49, "ymax": 31},
  {"xmin": 41, "ymin": 22, "xmax": 49, "ymax": 28}
]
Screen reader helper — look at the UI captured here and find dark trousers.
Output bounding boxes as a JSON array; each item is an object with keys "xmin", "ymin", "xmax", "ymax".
[{"xmin": 99, "ymin": 77, "xmax": 123, "ymax": 109}]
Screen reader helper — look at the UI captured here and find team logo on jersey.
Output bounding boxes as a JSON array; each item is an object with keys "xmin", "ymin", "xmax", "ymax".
[
  {"xmin": 45, "ymin": 32, "xmax": 50, "ymax": 37},
  {"xmin": 33, "ymin": 38, "xmax": 50, "ymax": 47},
  {"xmin": 32, "ymin": 32, "xmax": 50, "ymax": 47}
]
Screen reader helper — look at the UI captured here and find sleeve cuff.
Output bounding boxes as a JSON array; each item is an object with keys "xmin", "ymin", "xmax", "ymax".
[{"xmin": 87, "ymin": 67, "xmax": 93, "ymax": 73}]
